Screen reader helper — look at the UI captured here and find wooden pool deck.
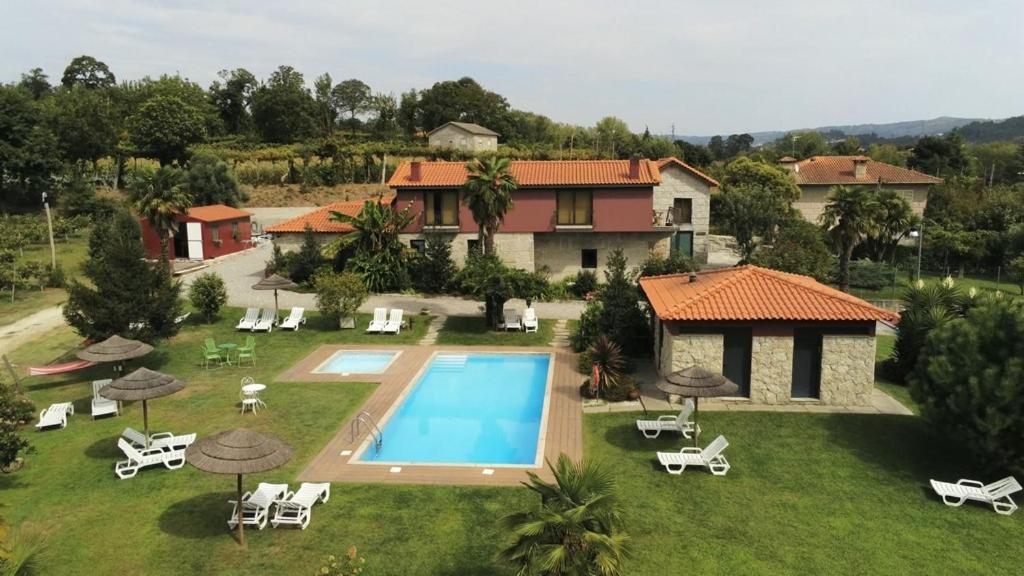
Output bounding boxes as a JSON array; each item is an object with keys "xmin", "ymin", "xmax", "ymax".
[{"xmin": 280, "ymin": 344, "xmax": 582, "ymax": 486}]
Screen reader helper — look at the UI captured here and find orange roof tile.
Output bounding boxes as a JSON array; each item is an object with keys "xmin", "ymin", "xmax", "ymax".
[
  {"xmin": 640, "ymin": 265, "xmax": 898, "ymax": 323},
  {"xmin": 388, "ymin": 160, "xmax": 661, "ymax": 188},
  {"xmin": 185, "ymin": 204, "xmax": 252, "ymax": 222},
  {"xmin": 656, "ymin": 157, "xmax": 720, "ymax": 187},
  {"xmin": 266, "ymin": 198, "xmax": 392, "ymax": 234},
  {"xmin": 791, "ymin": 156, "xmax": 942, "ymax": 186}
]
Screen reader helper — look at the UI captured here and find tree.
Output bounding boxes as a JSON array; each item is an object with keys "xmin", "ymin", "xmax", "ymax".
[
  {"xmin": 313, "ymin": 73, "xmax": 338, "ymax": 137},
  {"xmin": 45, "ymin": 85, "xmax": 118, "ymax": 167},
  {"xmin": 500, "ymin": 455, "xmax": 629, "ymax": 576},
  {"xmin": 674, "ymin": 140, "xmax": 713, "ymax": 168},
  {"xmin": 0, "ymin": 85, "xmax": 61, "ymax": 207},
  {"xmin": 409, "ymin": 235, "xmax": 456, "ymax": 293},
  {"xmin": 909, "ymin": 133, "xmax": 969, "ymax": 177},
  {"xmin": 714, "ymin": 158, "xmax": 801, "ymax": 260},
  {"xmin": 188, "ymin": 272, "xmax": 228, "ymax": 322},
  {"xmin": 209, "ymin": 68, "xmax": 257, "ymax": 135},
  {"xmin": 773, "ymin": 131, "xmax": 828, "ymax": 159},
  {"xmin": 892, "ymin": 279, "xmax": 975, "ymax": 382},
  {"xmin": 594, "ymin": 117, "xmax": 632, "ymax": 157},
  {"xmin": 331, "ymin": 200, "xmax": 414, "ymax": 292},
  {"xmin": 0, "ymin": 376, "xmax": 35, "ymax": 470},
  {"xmin": 708, "ymin": 135, "xmax": 725, "ymax": 161},
  {"xmin": 370, "ymin": 93, "xmax": 399, "ymax": 138},
  {"xmin": 314, "ymin": 271, "xmax": 368, "ymax": 329},
  {"xmin": 19, "ymin": 67, "xmax": 51, "ymax": 100},
  {"xmin": 183, "ymin": 154, "xmax": 246, "ymax": 206},
  {"xmin": 64, "ymin": 211, "xmax": 182, "ymax": 341},
  {"xmin": 127, "ymin": 95, "xmax": 206, "ymax": 166},
  {"xmin": 397, "ymin": 89, "xmax": 420, "ymax": 137},
  {"xmin": 332, "ymin": 79, "xmax": 372, "ymax": 129},
  {"xmin": 752, "ymin": 219, "xmax": 834, "ymax": 281},
  {"xmin": 820, "ymin": 186, "xmax": 881, "ymax": 292},
  {"xmin": 290, "ymin": 225, "xmax": 325, "ymax": 285},
  {"xmin": 61, "ymin": 55, "xmax": 116, "ymax": 89},
  {"xmin": 131, "ymin": 166, "xmax": 192, "ymax": 259},
  {"xmin": 463, "ymin": 157, "xmax": 517, "ymax": 256},
  {"xmin": 416, "ymin": 77, "xmax": 511, "ymax": 134},
  {"xmin": 1008, "ymin": 255, "xmax": 1024, "ymax": 295},
  {"xmin": 859, "ymin": 189, "xmax": 916, "ymax": 263},
  {"xmin": 866, "ymin": 143, "xmax": 907, "ymax": 166},
  {"xmin": 724, "ymin": 133, "xmax": 754, "ymax": 158},
  {"xmin": 910, "ymin": 297, "xmax": 1024, "ymax": 476},
  {"xmin": 454, "ymin": 251, "xmax": 547, "ymax": 327},
  {"xmin": 251, "ymin": 65, "xmax": 316, "ymax": 143}
]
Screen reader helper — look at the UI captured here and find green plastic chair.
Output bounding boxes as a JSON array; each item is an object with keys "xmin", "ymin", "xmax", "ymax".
[
  {"xmin": 202, "ymin": 345, "xmax": 224, "ymax": 369},
  {"xmin": 236, "ymin": 336, "xmax": 256, "ymax": 367}
]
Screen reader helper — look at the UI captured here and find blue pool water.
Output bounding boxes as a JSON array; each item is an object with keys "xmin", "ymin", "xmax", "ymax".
[
  {"xmin": 359, "ymin": 353, "xmax": 551, "ymax": 465},
  {"xmin": 316, "ymin": 351, "xmax": 398, "ymax": 374}
]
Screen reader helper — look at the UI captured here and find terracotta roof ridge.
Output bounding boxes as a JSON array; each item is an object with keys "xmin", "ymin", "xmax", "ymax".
[
  {"xmin": 745, "ymin": 265, "xmax": 896, "ymax": 318},
  {"xmin": 662, "ymin": 266, "xmax": 756, "ymax": 318}
]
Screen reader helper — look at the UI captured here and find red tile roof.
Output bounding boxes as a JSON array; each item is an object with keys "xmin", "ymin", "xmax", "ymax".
[
  {"xmin": 640, "ymin": 265, "xmax": 898, "ymax": 323},
  {"xmin": 388, "ymin": 160, "xmax": 661, "ymax": 188},
  {"xmin": 791, "ymin": 156, "xmax": 943, "ymax": 186},
  {"xmin": 266, "ymin": 198, "xmax": 392, "ymax": 233},
  {"xmin": 656, "ymin": 157, "xmax": 720, "ymax": 187},
  {"xmin": 185, "ymin": 205, "xmax": 252, "ymax": 222}
]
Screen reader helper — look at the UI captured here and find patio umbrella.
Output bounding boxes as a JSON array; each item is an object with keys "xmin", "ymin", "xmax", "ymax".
[
  {"xmin": 99, "ymin": 368, "xmax": 184, "ymax": 449},
  {"xmin": 186, "ymin": 428, "xmax": 293, "ymax": 547},
  {"xmin": 76, "ymin": 334, "xmax": 153, "ymax": 375},
  {"xmin": 656, "ymin": 366, "xmax": 738, "ymax": 446},
  {"xmin": 251, "ymin": 274, "xmax": 298, "ymax": 315}
]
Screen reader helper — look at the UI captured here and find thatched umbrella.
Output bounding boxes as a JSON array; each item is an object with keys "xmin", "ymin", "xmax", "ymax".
[
  {"xmin": 656, "ymin": 366, "xmax": 738, "ymax": 446},
  {"xmin": 251, "ymin": 274, "xmax": 298, "ymax": 314},
  {"xmin": 99, "ymin": 368, "xmax": 184, "ymax": 449},
  {"xmin": 76, "ymin": 335, "xmax": 153, "ymax": 375},
  {"xmin": 186, "ymin": 429, "xmax": 293, "ymax": 547}
]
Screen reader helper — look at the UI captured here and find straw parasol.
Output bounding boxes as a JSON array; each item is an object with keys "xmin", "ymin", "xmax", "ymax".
[
  {"xmin": 76, "ymin": 335, "xmax": 153, "ymax": 374},
  {"xmin": 656, "ymin": 366, "xmax": 738, "ymax": 446},
  {"xmin": 99, "ymin": 368, "xmax": 184, "ymax": 449},
  {"xmin": 251, "ymin": 274, "xmax": 298, "ymax": 314},
  {"xmin": 186, "ymin": 429, "xmax": 293, "ymax": 546}
]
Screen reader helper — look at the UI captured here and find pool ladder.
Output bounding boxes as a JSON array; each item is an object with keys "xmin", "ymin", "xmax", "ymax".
[
  {"xmin": 434, "ymin": 354, "xmax": 468, "ymax": 370},
  {"xmin": 351, "ymin": 411, "xmax": 383, "ymax": 453}
]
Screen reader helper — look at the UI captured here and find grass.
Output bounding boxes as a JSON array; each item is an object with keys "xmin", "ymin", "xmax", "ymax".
[
  {"xmin": 0, "ymin": 237, "xmax": 89, "ymax": 325},
  {"xmin": 844, "ymin": 269, "xmax": 1021, "ymax": 302},
  {"xmin": 874, "ymin": 334, "xmax": 920, "ymax": 415},
  {"xmin": 435, "ymin": 316, "xmax": 555, "ymax": 346}
]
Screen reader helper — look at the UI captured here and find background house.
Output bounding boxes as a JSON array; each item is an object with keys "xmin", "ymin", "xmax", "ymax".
[
  {"xmin": 781, "ymin": 155, "xmax": 943, "ymax": 223},
  {"xmin": 266, "ymin": 200, "xmax": 367, "ymax": 249},
  {"xmin": 641, "ymin": 265, "xmax": 898, "ymax": 407},
  {"xmin": 389, "ymin": 158, "xmax": 674, "ymax": 279},
  {"xmin": 141, "ymin": 204, "xmax": 252, "ymax": 261},
  {"xmin": 653, "ymin": 157, "xmax": 719, "ymax": 263},
  {"xmin": 427, "ymin": 122, "xmax": 499, "ymax": 152}
]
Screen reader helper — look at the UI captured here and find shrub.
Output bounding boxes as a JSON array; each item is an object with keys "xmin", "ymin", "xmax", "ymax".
[
  {"xmin": 314, "ymin": 271, "xmax": 368, "ymax": 329},
  {"xmin": 454, "ymin": 251, "xmax": 548, "ymax": 327},
  {"xmin": 584, "ymin": 335, "xmax": 625, "ymax": 398},
  {"xmin": 751, "ymin": 219, "xmax": 833, "ymax": 281},
  {"xmin": 290, "ymin": 225, "xmax": 325, "ymax": 285},
  {"xmin": 0, "ymin": 378, "xmax": 35, "ymax": 470},
  {"xmin": 570, "ymin": 270, "xmax": 599, "ymax": 298},
  {"xmin": 318, "ymin": 546, "xmax": 366, "ymax": 575},
  {"xmin": 183, "ymin": 153, "xmax": 248, "ymax": 207},
  {"xmin": 910, "ymin": 297, "xmax": 1024, "ymax": 475},
  {"xmin": 188, "ymin": 272, "xmax": 228, "ymax": 322},
  {"xmin": 893, "ymin": 279, "xmax": 976, "ymax": 381},
  {"xmin": 408, "ymin": 235, "xmax": 456, "ymax": 293},
  {"xmin": 571, "ymin": 250, "xmax": 650, "ymax": 356},
  {"xmin": 832, "ymin": 259, "xmax": 893, "ymax": 290},
  {"xmin": 637, "ymin": 253, "xmax": 696, "ymax": 278}
]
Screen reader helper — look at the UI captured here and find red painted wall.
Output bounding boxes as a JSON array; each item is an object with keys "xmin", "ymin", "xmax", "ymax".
[
  {"xmin": 141, "ymin": 216, "xmax": 251, "ymax": 260},
  {"xmin": 593, "ymin": 188, "xmax": 653, "ymax": 231}
]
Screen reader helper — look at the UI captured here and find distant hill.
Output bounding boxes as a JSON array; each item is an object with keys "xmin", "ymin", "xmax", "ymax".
[
  {"xmin": 674, "ymin": 116, "xmax": 988, "ymax": 145},
  {"xmin": 955, "ymin": 116, "xmax": 1024, "ymax": 143}
]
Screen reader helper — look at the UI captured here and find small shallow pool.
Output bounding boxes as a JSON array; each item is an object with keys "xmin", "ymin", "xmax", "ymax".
[
  {"xmin": 357, "ymin": 353, "xmax": 551, "ymax": 466},
  {"xmin": 315, "ymin": 350, "xmax": 400, "ymax": 374}
]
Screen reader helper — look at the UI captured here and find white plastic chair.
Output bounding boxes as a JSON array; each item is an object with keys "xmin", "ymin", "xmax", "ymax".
[
  {"xmin": 657, "ymin": 435, "xmax": 731, "ymax": 476},
  {"xmin": 236, "ymin": 308, "xmax": 259, "ymax": 331},
  {"xmin": 122, "ymin": 427, "xmax": 196, "ymax": 451},
  {"xmin": 271, "ymin": 482, "xmax": 331, "ymax": 529},
  {"xmin": 931, "ymin": 476, "xmax": 1021, "ymax": 515},
  {"xmin": 253, "ymin": 308, "xmax": 276, "ymax": 332},
  {"xmin": 35, "ymin": 402, "xmax": 74, "ymax": 430},
  {"xmin": 91, "ymin": 379, "xmax": 118, "ymax": 419},
  {"xmin": 636, "ymin": 398, "xmax": 700, "ymax": 439},
  {"xmin": 382, "ymin": 309, "xmax": 403, "ymax": 334},
  {"xmin": 279, "ymin": 307, "xmax": 306, "ymax": 330},
  {"xmin": 522, "ymin": 308, "xmax": 538, "ymax": 333},
  {"xmin": 503, "ymin": 310, "xmax": 522, "ymax": 331},
  {"xmin": 366, "ymin": 308, "xmax": 387, "ymax": 333},
  {"xmin": 229, "ymin": 482, "xmax": 289, "ymax": 530},
  {"xmin": 114, "ymin": 438, "xmax": 186, "ymax": 479}
]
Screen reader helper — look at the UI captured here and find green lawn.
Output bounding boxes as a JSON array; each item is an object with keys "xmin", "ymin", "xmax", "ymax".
[
  {"xmin": 435, "ymin": 315, "xmax": 555, "ymax": 346},
  {"xmin": 874, "ymin": 334, "xmax": 920, "ymax": 414},
  {"xmin": 0, "ymin": 237, "xmax": 89, "ymax": 325},
  {"xmin": 843, "ymin": 269, "xmax": 1021, "ymax": 302}
]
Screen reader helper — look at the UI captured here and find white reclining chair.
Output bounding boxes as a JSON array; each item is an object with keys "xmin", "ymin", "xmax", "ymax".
[
  {"xmin": 35, "ymin": 402, "xmax": 74, "ymax": 430},
  {"xmin": 279, "ymin": 307, "xmax": 306, "ymax": 331},
  {"xmin": 636, "ymin": 398, "xmax": 699, "ymax": 439},
  {"xmin": 657, "ymin": 435, "xmax": 731, "ymax": 476},
  {"xmin": 252, "ymin": 308, "xmax": 277, "ymax": 332},
  {"xmin": 114, "ymin": 438, "xmax": 186, "ymax": 479},
  {"xmin": 382, "ymin": 309, "xmax": 403, "ymax": 334},
  {"xmin": 122, "ymin": 427, "xmax": 196, "ymax": 452},
  {"xmin": 522, "ymin": 308, "xmax": 538, "ymax": 333},
  {"xmin": 931, "ymin": 476, "xmax": 1021, "ymax": 515},
  {"xmin": 236, "ymin": 308, "xmax": 259, "ymax": 331},
  {"xmin": 271, "ymin": 482, "xmax": 331, "ymax": 529},
  {"xmin": 366, "ymin": 308, "xmax": 387, "ymax": 333},
  {"xmin": 228, "ymin": 482, "xmax": 289, "ymax": 530},
  {"xmin": 503, "ymin": 310, "xmax": 522, "ymax": 331},
  {"xmin": 91, "ymin": 379, "xmax": 118, "ymax": 419}
]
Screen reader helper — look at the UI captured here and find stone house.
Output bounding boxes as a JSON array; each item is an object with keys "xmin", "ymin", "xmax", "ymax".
[
  {"xmin": 640, "ymin": 265, "xmax": 898, "ymax": 407},
  {"xmin": 427, "ymin": 122, "xmax": 499, "ymax": 152},
  {"xmin": 781, "ymin": 155, "xmax": 942, "ymax": 223},
  {"xmin": 388, "ymin": 158, "xmax": 676, "ymax": 280},
  {"xmin": 653, "ymin": 158, "xmax": 719, "ymax": 263}
]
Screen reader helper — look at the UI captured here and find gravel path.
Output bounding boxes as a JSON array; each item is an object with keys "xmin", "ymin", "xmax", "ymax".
[{"xmin": 0, "ymin": 306, "xmax": 66, "ymax": 357}]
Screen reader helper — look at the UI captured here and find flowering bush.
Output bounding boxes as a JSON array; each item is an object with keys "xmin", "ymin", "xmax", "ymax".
[{"xmin": 318, "ymin": 546, "xmax": 365, "ymax": 575}]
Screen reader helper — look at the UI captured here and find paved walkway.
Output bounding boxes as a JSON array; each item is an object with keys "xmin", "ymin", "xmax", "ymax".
[
  {"xmin": 0, "ymin": 306, "xmax": 66, "ymax": 357},
  {"xmin": 419, "ymin": 315, "xmax": 447, "ymax": 345},
  {"xmin": 550, "ymin": 319, "xmax": 571, "ymax": 348}
]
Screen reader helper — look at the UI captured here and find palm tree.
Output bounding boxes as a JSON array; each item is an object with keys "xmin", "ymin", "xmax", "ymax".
[
  {"xmin": 820, "ymin": 185, "xmax": 881, "ymax": 292},
  {"xmin": 329, "ymin": 197, "xmax": 414, "ymax": 253},
  {"xmin": 500, "ymin": 455, "xmax": 629, "ymax": 576},
  {"xmin": 463, "ymin": 157, "xmax": 517, "ymax": 256},
  {"xmin": 133, "ymin": 167, "xmax": 192, "ymax": 261}
]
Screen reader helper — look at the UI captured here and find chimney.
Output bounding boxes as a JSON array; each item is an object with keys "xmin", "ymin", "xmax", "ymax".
[
  {"xmin": 853, "ymin": 156, "xmax": 868, "ymax": 179},
  {"xmin": 688, "ymin": 272, "xmax": 698, "ymax": 283},
  {"xmin": 629, "ymin": 156, "xmax": 641, "ymax": 179},
  {"xmin": 779, "ymin": 156, "xmax": 798, "ymax": 172},
  {"xmin": 410, "ymin": 161, "xmax": 422, "ymax": 181}
]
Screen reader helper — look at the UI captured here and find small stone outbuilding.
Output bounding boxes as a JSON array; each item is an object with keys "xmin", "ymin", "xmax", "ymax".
[
  {"xmin": 427, "ymin": 122, "xmax": 499, "ymax": 152},
  {"xmin": 640, "ymin": 265, "xmax": 899, "ymax": 407}
]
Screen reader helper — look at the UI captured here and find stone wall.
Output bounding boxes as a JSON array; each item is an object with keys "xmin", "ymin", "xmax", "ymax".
[
  {"xmin": 749, "ymin": 336, "xmax": 794, "ymax": 404},
  {"xmin": 795, "ymin": 184, "xmax": 929, "ymax": 222},
  {"xmin": 535, "ymin": 232, "xmax": 671, "ymax": 280},
  {"xmin": 820, "ymin": 335, "xmax": 875, "ymax": 406},
  {"xmin": 660, "ymin": 329, "xmax": 724, "ymax": 377},
  {"xmin": 427, "ymin": 125, "xmax": 497, "ymax": 152},
  {"xmin": 273, "ymin": 232, "xmax": 337, "ymax": 252},
  {"xmin": 398, "ymin": 232, "xmax": 535, "ymax": 271},
  {"xmin": 653, "ymin": 166, "xmax": 712, "ymax": 262}
]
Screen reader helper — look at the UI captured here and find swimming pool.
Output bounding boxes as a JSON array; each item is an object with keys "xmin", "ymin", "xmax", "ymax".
[
  {"xmin": 357, "ymin": 353, "xmax": 552, "ymax": 466},
  {"xmin": 315, "ymin": 350, "xmax": 400, "ymax": 374}
]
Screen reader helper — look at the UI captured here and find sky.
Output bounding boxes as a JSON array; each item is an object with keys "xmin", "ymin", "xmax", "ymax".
[{"xmin": 3, "ymin": 0, "xmax": 1023, "ymax": 135}]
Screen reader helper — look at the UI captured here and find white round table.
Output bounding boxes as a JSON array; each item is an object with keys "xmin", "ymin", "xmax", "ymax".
[{"xmin": 241, "ymin": 383, "xmax": 268, "ymax": 410}]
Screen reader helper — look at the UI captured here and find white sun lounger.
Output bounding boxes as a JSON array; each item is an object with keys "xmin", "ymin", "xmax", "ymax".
[
  {"xmin": 91, "ymin": 379, "xmax": 118, "ymax": 419},
  {"xmin": 228, "ymin": 482, "xmax": 289, "ymax": 530},
  {"xmin": 236, "ymin": 308, "xmax": 259, "ymax": 331},
  {"xmin": 36, "ymin": 402, "xmax": 74, "ymax": 430},
  {"xmin": 271, "ymin": 482, "xmax": 331, "ymax": 529},
  {"xmin": 636, "ymin": 398, "xmax": 700, "ymax": 439},
  {"xmin": 382, "ymin": 309, "xmax": 403, "ymax": 334},
  {"xmin": 657, "ymin": 435, "xmax": 730, "ymax": 476},
  {"xmin": 122, "ymin": 427, "xmax": 197, "ymax": 452},
  {"xmin": 503, "ymin": 310, "xmax": 522, "ymax": 331},
  {"xmin": 930, "ymin": 476, "xmax": 1021, "ymax": 515},
  {"xmin": 114, "ymin": 438, "xmax": 186, "ymax": 479},
  {"xmin": 522, "ymin": 308, "xmax": 538, "ymax": 333},
  {"xmin": 279, "ymin": 307, "xmax": 306, "ymax": 330},
  {"xmin": 252, "ymin": 308, "xmax": 277, "ymax": 332},
  {"xmin": 366, "ymin": 308, "xmax": 387, "ymax": 333}
]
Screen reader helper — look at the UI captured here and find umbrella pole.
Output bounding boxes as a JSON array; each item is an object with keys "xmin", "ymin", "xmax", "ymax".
[
  {"xmin": 237, "ymin": 474, "xmax": 246, "ymax": 547},
  {"xmin": 143, "ymin": 400, "xmax": 150, "ymax": 449},
  {"xmin": 693, "ymin": 397, "xmax": 700, "ymax": 447},
  {"xmin": 274, "ymin": 290, "xmax": 279, "ymax": 316}
]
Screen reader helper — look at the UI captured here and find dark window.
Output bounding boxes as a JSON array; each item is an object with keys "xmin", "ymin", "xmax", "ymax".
[
  {"xmin": 581, "ymin": 249, "xmax": 597, "ymax": 269},
  {"xmin": 467, "ymin": 238, "xmax": 480, "ymax": 255},
  {"xmin": 231, "ymin": 221, "xmax": 239, "ymax": 239},
  {"xmin": 424, "ymin": 190, "xmax": 459, "ymax": 226},
  {"xmin": 672, "ymin": 198, "xmax": 692, "ymax": 224},
  {"xmin": 410, "ymin": 239, "xmax": 426, "ymax": 253},
  {"xmin": 209, "ymin": 224, "xmax": 220, "ymax": 242},
  {"xmin": 557, "ymin": 190, "xmax": 593, "ymax": 225}
]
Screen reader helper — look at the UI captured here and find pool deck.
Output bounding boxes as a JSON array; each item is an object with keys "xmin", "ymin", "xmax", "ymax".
[{"xmin": 281, "ymin": 344, "xmax": 582, "ymax": 486}]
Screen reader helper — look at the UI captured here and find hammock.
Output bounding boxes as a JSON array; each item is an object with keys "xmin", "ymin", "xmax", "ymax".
[{"xmin": 28, "ymin": 359, "xmax": 96, "ymax": 376}]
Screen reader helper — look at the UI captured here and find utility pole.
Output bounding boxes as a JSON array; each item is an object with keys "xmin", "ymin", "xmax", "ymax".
[{"xmin": 42, "ymin": 191, "xmax": 56, "ymax": 269}]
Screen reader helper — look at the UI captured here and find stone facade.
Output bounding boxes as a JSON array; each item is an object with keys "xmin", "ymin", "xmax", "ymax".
[
  {"xmin": 748, "ymin": 336, "xmax": 794, "ymax": 404},
  {"xmin": 659, "ymin": 328, "xmax": 724, "ymax": 377},
  {"xmin": 820, "ymin": 335, "xmax": 875, "ymax": 406},
  {"xmin": 653, "ymin": 164, "xmax": 713, "ymax": 263},
  {"xmin": 399, "ymin": 232, "xmax": 535, "ymax": 271},
  {"xmin": 794, "ymin": 184, "xmax": 930, "ymax": 223},
  {"xmin": 534, "ymin": 232, "xmax": 670, "ymax": 280},
  {"xmin": 427, "ymin": 124, "xmax": 498, "ymax": 152}
]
